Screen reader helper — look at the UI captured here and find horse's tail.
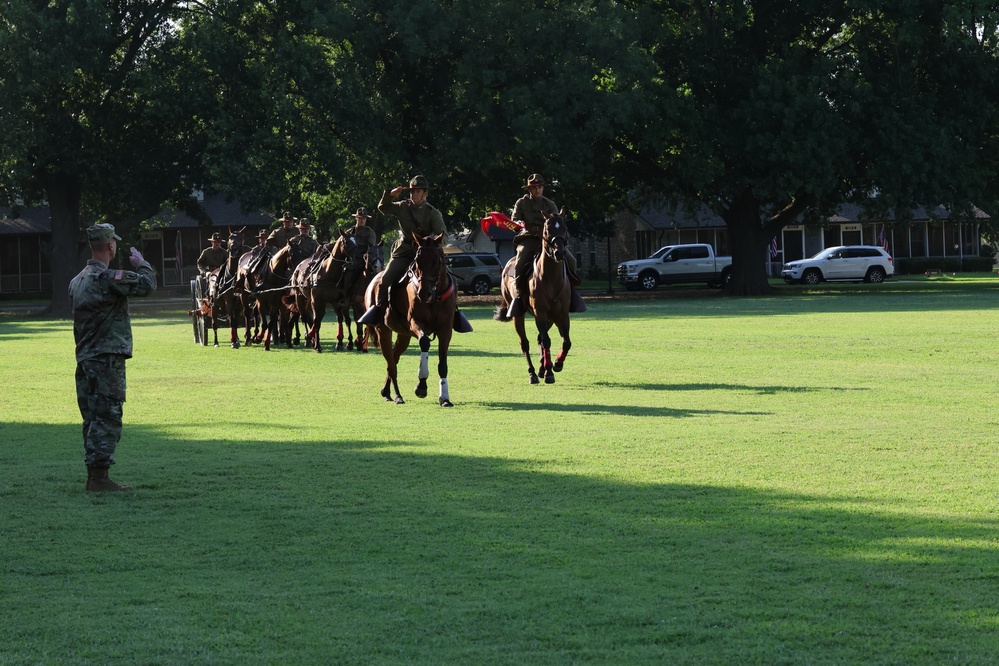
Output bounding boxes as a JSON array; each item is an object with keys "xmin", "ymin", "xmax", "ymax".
[{"xmin": 493, "ymin": 305, "xmax": 511, "ymax": 322}]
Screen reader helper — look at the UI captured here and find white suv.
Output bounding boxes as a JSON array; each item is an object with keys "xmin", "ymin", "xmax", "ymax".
[{"xmin": 781, "ymin": 246, "xmax": 894, "ymax": 285}]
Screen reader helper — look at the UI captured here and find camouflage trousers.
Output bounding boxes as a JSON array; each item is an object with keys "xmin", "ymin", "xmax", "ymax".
[{"xmin": 75, "ymin": 354, "xmax": 126, "ymax": 467}]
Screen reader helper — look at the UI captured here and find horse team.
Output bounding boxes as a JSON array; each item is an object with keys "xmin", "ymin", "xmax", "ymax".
[{"xmin": 198, "ymin": 212, "xmax": 576, "ymax": 407}]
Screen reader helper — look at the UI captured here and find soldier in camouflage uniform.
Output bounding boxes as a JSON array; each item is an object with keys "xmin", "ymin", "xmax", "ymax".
[
  {"xmin": 267, "ymin": 211, "xmax": 298, "ymax": 250},
  {"xmin": 196, "ymin": 233, "xmax": 228, "ymax": 275},
  {"xmin": 507, "ymin": 173, "xmax": 586, "ymax": 317},
  {"xmin": 69, "ymin": 223, "xmax": 157, "ymax": 492}
]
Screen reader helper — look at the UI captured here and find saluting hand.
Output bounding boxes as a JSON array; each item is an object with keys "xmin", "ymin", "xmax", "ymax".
[{"xmin": 129, "ymin": 247, "xmax": 145, "ymax": 269}]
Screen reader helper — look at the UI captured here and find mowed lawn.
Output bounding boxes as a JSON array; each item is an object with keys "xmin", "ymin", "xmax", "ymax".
[{"xmin": 1, "ymin": 280, "xmax": 998, "ymax": 664}]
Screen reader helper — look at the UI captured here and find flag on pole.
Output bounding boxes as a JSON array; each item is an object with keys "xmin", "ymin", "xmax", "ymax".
[
  {"xmin": 175, "ymin": 232, "xmax": 183, "ymax": 273},
  {"xmin": 879, "ymin": 225, "xmax": 890, "ymax": 252},
  {"xmin": 769, "ymin": 235, "xmax": 779, "ymax": 259}
]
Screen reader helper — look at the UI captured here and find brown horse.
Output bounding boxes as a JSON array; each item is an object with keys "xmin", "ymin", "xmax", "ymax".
[
  {"xmin": 203, "ymin": 231, "xmax": 248, "ymax": 348},
  {"xmin": 298, "ymin": 234, "xmax": 355, "ymax": 353},
  {"xmin": 363, "ymin": 233, "xmax": 458, "ymax": 406},
  {"xmin": 335, "ymin": 239, "xmax": 383, "ymax": 352},
  {"xmin": 235, "ymin": 244, "xmax": 295, "ymax": 351},
  {"xmin": 494, "ymin": 212, "xmax": 573, "ymax": 384}
]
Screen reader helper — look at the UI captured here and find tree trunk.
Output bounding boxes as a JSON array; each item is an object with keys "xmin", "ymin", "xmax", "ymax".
[
  {"xmin": 723, "ymin": 193, "xmax": 774, "ymax": 296},
  {"xmin": 45, "ymin": 174, "xmax": 83, "ymax": 319}
]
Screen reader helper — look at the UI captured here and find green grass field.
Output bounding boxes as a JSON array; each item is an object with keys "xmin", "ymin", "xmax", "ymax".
[{"xmin": 2, "ymin": 279, "xmax": 998, "ymax": 664}]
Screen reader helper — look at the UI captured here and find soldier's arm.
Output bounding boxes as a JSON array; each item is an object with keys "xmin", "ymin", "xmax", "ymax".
[
  {"xmin": 104, "ymin": 263, "xmax": 157, "ymax": 298},
  {"xmin": 377, "ymin": 188, "xmax": 400, "ymax": 218}
]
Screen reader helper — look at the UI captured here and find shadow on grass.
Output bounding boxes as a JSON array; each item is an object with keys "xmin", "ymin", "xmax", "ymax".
[
  {"xmin": 3, "ymin": 423, "xmax": 998, "ymax": 663},
  {"xmin": 478, "ymin": 400, "xmax": 768, "ymax": 418},
  {"xmin": 594, "ymin": 380, "xmax": 869, "ymax": 395}
]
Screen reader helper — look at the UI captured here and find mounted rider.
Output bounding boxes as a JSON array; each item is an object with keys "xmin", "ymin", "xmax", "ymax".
[
  {"xmin": 266, "ymin": 211, "xmax": 298, "ymax": 250},
  {"xmin": 288, "ymin": 217, "xmax": 319, "ymax": 262},
  {"xmin": 197, "ymin": 233, "xmax": 228, "ymax": 276},
  {"xmin": 358, "ymin": 176, "xmax": 472, "ymax": 332},
  {"xmin": 507, "ymin": 174, "xmax": 586, "ymax": 317},
  {"xmin": 358, "ymin": 176, "xmax": 443, "ymax": 321}
]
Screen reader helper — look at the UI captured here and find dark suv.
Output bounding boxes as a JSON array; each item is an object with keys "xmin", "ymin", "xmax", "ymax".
[{"xmin": 446, "ymin": 253, "xmax": 504, "ymax": 295}]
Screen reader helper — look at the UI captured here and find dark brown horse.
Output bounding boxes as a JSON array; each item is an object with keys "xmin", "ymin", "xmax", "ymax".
[
  {"xmin": 335, "ymin": 238, "xmax": 383, "ymax": 352},
  {"xmin": 204, "ymin": 231, "xmax": 248, "ymax": 348},
  {"xmin": 299, "ymin": 235, "xmax": 353, "ymax": 353},
  {"xmin": 494, "ymin": 212, "xmax": 573, "ymax": 384},
  {"xmin": 235, "ymin": 244, "xmax": 295, "ymax": 351},
  {"xmin": 363, "ymin": 233, "xmax": 458, "ymax": 406}
]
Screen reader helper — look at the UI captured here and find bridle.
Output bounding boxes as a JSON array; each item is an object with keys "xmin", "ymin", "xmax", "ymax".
[
  {"xmin": 542, "ymin": 216, "xmax": 567, "ymax": 263},
  {"xmin": 408, "ymin": 241, "xmax": 452, "ymax": 304}
]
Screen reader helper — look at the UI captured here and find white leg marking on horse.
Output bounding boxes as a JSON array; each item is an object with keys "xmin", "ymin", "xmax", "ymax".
[
  {"xmin": 419, "ymin": 352, "xmax": 430, "ymax": 380},
  {"xmin": 439, "ymin": 378, "xmax": 450, "ymax": 402}
]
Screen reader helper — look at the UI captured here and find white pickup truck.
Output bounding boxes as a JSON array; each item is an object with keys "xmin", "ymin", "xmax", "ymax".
[{"xmin": 616, "ymin": 243, "xmax": 733, "ymax": 290}]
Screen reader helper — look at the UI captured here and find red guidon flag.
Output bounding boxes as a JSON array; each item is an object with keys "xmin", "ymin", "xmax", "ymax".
[{"xmin": 480, "ymin": 211, "xmax": 524, "ymax": 235}]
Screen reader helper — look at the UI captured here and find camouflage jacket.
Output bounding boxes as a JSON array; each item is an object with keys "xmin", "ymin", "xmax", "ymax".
[{"xmin": 69, "ymin": 259, "xmax": 157, "ymax": 363}]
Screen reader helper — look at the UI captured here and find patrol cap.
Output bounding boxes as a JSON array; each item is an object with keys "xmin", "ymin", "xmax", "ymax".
[
  {"xmin": 407, "ymin": 175, "xmax": 430, "ymax": 190},
  {"xmin": 86, "ymin": 223, "xmax": 121, "ymax": 242},
  {"xmin": 353, "ymin": 207, "xmax": 371, "ymax": 219},
  {"xmin": 297, "ymin": 218, "xmax": 311, "ymax": 228},
  {"xmin": 210, "ymin": 232, "xmax": 222, "ymax": 241}
]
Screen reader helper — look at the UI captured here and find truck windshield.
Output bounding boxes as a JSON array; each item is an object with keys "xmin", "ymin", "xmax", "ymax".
[{"xmin": 649, "ymin": 247, "xmax": 673, "ymax": 259}]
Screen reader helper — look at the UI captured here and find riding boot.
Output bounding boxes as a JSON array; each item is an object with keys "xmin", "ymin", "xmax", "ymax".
[
  {"xmin": 86, "ymin": 465, "xmax": 132, "ymax": 492},
  {"xmin": 453, "ymin": 309, "xmax": 473, "ymax": 333},
  {"xmin": 570, "ymin": 288, "xmax": 588, "ymax": 313},
  {"xmin": 506, "ymin": 276, "xmax": 528, "ymax": 318}
]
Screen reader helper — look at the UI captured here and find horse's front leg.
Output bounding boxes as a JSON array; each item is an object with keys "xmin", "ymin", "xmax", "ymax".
[
  {"xmin": 552, "ymin": 318, "xmax": 571, "ymax": 372},
  {"xmin": 536, "ymin": 321, "xmax": 555, "ymax": 384},
  {"xmin": 514, "ymin": 315, "xmax": 538, "ymax": 384},
  {"xmin": 415, "ymin": 334, "xmax": 431, "ymax": 399},
  {"xmin": 436, "ymin": 330, "xmax": 453, "ymax": 407},
  {"xmin": 310, "ymin": 300, "xmax": 326, "ymax": 353},
  {"xmin": 335, "ymin": 308, "xmax": 346, "ymax": 351}
]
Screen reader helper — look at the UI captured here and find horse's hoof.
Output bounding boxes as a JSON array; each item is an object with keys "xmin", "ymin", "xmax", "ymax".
[
  {"xmin": 231, "ymin": 343, "xmax": 240, "ymax": 349},
  {"xmin": 440, "ymin": 399, "xmax": 453, "ymax": 408},
  {"xmin": 315, "ymin": 346, "xmax": 323, "ymax": 354},
  {"xmin": 529, "ymin": 374, "xmax": 540, "ymax": 385},
  {"xmin": 213, "ymin": 343, "xmax": 220, "ymax": 348},
  {"xmin": 415, "ymin": 388, "xmax": 428, "ymax": 399},
  {"xmin": 545, "ymin": 374, "xmax": 556, "ymax": 384},
  {"xmin": 553, "ymin": 362, "xmax": 563, "ymax": 372},
  {"xmin": 395, "ymin": 396, "xmax": 405, "ymax": 405}
]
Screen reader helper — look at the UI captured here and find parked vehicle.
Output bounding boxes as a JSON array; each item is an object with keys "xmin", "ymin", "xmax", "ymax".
[
  {"xmin": 446, "ymin": 252, "xmax": 504, "ymax": 295},
  {"xmin": 616, "ymin": 243, "xmax": 733, "ymax": 290},
  {"xmin": 781, "ymin": 246, "xmax": 894, "ymax": 285}
]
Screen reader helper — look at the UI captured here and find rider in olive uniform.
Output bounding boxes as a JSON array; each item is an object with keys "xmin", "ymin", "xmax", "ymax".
[
  {"xmin": 507, "ymin": 173, "xmax": 586, "ymax": 317},
  {"xmin": 288, "ymin": 218, "xmax": 319, "ymax": 260},
  {"xmin": 197, "ymin": 233, "xmax": 228, "ymax": 275},
  {"xmin": 69, "ymin": 223, "xmax": 157, "ymax": 492},
  {"xmin": 266, "ymin": 211, "xmax": 298, "ymax": 250}
]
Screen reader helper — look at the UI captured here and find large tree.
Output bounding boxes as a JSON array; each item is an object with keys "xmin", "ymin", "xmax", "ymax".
[
  {"xmin": 609, "ymin": 0, "xmax": 999, "ymax": 294},
  {"xmin": 0, "ymin": 0, "xmax": 212, "ymax": 316}
]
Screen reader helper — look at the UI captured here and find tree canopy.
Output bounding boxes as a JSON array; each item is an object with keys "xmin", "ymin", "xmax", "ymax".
[{"xmin": 3, "ymin": 0, "xmax": 998, "ymax": 309}]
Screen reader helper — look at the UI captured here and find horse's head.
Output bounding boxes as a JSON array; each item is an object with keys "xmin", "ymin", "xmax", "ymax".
[
  {"xmin": 364, "ymin": 241, "xmax": 384, "ymax": 277},
  {"xmin": 410, "ymin": 233, "xmax": 446, "ymax": 303},
  {"xmin": 542, "ymin": 210, "xmax": 568, "ymax": 262}
]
